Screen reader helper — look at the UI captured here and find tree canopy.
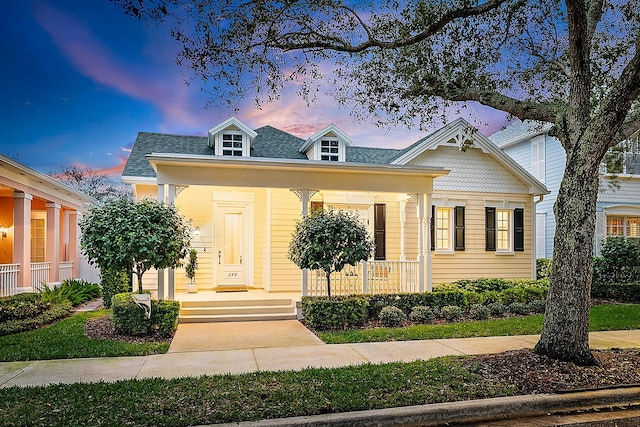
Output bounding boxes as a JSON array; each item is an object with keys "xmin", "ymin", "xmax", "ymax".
[
  {"xmin": 112, "ymin": 0, "xmax": 640, "ymax": 364},
  {"xmin": 288, "ymin": 209, "xmax": 374, "ymax": 296},
  {"xmin": 80, "ymin": 197, "xmax": 191, "ymax": 293}
]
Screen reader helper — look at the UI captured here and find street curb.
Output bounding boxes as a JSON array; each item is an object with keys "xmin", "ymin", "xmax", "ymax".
[{"xmin": 212, "ymin": 386, "xmax": 640, "ymax": 427}]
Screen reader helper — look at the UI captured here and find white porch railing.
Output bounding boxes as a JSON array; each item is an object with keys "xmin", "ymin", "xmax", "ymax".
[
  {"xmin": 307, "ymin": 260, "xmax": 419, "ymax": 296},
  {"xmin": 0, "ymin": 263, "xmax": 20, "ymax": 297},
  {"xmin": 30, "ymin": 262, "xmax": 51, "ymax": 292},
  {"xmin": 59, "ymin": 261, "xmax": 74, "ymax": 282}
]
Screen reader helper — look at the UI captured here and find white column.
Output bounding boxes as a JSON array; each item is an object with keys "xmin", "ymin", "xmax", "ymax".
[
  {"xmin": 13, "ymin": 192, "xmax": 32, "ymax": 289},
  {"xmin": 299, "ymin": 189, "xmax": 309, "ymax": 296},
  {"xmin": 157, "ymin": 184, "xmax": 165, "ymax": 299},
  {"xmin": 46, "ymin": 202, "xmax": 61, "ymax": 283},
  {"xmin": 167, "ymin": 184, "xmax": 176, "ymax": 301},
  {"xmin": 399, "ymin": 199, "xmax": 408, "ymax": 261},
  {"xmin": 426, "ymin": 193, "xmax": 433, "ymax": 292},
  {"xmin": 416, "ymin": 193, "xmax": 426, "ymax": 293}
]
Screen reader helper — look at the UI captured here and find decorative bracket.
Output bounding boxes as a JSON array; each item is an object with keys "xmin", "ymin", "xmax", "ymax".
[
  {"xmin": 290, "ymin": 189, "xmax": 319, "ymax": 200},
  {"xmin": 175, "ymin": 185, "xmax": 188, "ymax": 197}
]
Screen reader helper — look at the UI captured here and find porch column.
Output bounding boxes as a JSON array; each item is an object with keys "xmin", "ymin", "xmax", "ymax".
[
  {"xmin": 399, "ymin": 199, "xmax": 408, "ymax": 261},
  {"xmin": 68, "ymin": 211, "xmax": 80, "ymax": 278},
  {"xmin": 425, "ymin": 193, "xmax": 433, "ymax": 292},
  {"xmin": 13, "ymin": 192, "xmax": 32, "ymax": 289},
  {"xmin": 157, "ymin": 184, "xmax": 165, "ymax": 299},
  {"xmin": 416, "ymin": 193, "xmax": 426, "ymax": 292},
  {"xmin": 46, "ymin": 203, "xmax": 61, "ymax": 283},
  {"xmin": 290, "ymin": 189, "xmax": 317, "ymax": 296},
  {"xmin": 167, "ymin": 184, "xmax": 176, "ymax": 300}
]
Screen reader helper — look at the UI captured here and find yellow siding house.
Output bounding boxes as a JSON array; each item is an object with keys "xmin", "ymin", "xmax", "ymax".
[{"xmin": 122, "ymin": 117, "xmax": 548, "ymax": 320}]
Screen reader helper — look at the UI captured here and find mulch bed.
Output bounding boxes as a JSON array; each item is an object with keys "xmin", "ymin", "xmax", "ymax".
[
  {"xmin": 84, "ymin": 314, "xmax": 171, "ymax": 344},
  {"xmin": 464, "ymin": 348, "xmax": 640, "ymax": 394}
]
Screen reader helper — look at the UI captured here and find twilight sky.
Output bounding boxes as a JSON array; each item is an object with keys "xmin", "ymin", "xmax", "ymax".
[{"xmin": 1, "ymin": 0, "xmax": 509, "ymax": 178}]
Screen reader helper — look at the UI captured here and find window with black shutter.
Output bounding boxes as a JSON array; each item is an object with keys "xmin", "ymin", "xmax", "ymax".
[
  {"xmin": 374, "ymin": 204, "xmax": 386, "ymax": 260},
  {"xmin": 455, "ymin": 206, "xmax": 465, "ymax": 250},
  {"xmin": 486, "ymin": 207, "xmax": 496, "ymax": 251},
  {"xmin": 514, "ymin": 208, "xmax": 524, "ymax": 251}
]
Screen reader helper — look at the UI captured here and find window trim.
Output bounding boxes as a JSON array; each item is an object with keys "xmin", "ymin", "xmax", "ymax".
[
  {"xmin": 431, "ymin": 205, "xmax": 465, "ymax": 253},
  {"xmin": 214, "ymin": 130, "xmax": 250, "ymax": 157},
  {"xmin": 486, "ymin": 206, "xmax": 524, "ymax": 254},
  {"xmin": 606, "ymin": 215, "xmax": 640, "ymax": 238}
]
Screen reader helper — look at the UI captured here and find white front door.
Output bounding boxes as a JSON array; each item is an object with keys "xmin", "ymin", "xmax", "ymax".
[{"xmin": 215, "ymin": 204, "xmax": 249, "ymax": 287}]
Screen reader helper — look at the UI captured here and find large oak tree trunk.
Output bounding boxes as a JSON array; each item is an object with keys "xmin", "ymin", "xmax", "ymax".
[{"xmin": 534, "ymin": 144, "xmax": 600, "ymax": 365}]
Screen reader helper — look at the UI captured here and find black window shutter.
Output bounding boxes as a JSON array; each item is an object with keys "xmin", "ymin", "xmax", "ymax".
[
  {"xmin": 486, "ymin": 207, "xmax": 496, "ymax": 251},
  {"xmin": 430, "ymin": 205, "xmax": 435, "ymax": 251},
  {"xmin": 374, "ymin": 204, "xmax": 386, "ymax": 260},
  {"xmin": 514, "ymin": 208, "xmax": 524, "ymax": 251},
  {"xmin": 455, "ymin": 206, "xmax": 465, "ymax": 251}
]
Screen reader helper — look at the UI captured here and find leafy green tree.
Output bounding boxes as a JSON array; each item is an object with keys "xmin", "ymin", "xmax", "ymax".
[
  {"xmin": 288, "ymin": 209, "xmax": 374, "ymax": 296},
  {"xmin": 80, "ymin": 198, "xmax": 191, "ymax": 293},
  {"xmin": 113, "ymin": 0, "xmax": 640, "ymax": 363}
]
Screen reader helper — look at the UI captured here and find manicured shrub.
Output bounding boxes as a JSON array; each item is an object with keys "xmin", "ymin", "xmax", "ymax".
[
  {"xmin": 409, "ymin": 306, "xmax": 435, "ymax": 324},
  {"xmin": 594, "ymin": 237, "xmax": 640, "ymax": 285},
  {"xmin": 592, "ymin": 282, "xmax": 640, "ymax": 302},
  {"xmin": 441, "ymin": 305, "xmax": 463, "ymax": 322},
  {"xmin": 379, "ymin": 306, "xmax": 406, "ymax": 327},
  {"xmin": 100, "ymin": 268, "xmax": 130, "ymax": 309},
  {"xmin": 0, "ymin": 293, "xmax": 51, "ymax": 322},
  {"xmin": 487, "ymin": 302, "xmax": 508, "ymax": 317},
  {"xmin": 536, "ymin": 258, "xmax": 552, "ymax": 280},
  {"xmin": 528, "ymin": 299, "xmax": 547, "ymax": 314},
  {"xmin": 468, "ymin": 304, "xmax": 490, "ymax": 320},
  {"xmin": 302, "ymin": 296, "xmax": 367, "ymax": 330},
  {"xmin": 111, "ymin": 293, "xmax": 180, "ymax": 337},
  {"xmin": 509, "ymin": 302, "xmax": 530, "ymax": 315},
  {"xmin": 0, "ymin": 301, "xmax": 73, "ymax": 336}
]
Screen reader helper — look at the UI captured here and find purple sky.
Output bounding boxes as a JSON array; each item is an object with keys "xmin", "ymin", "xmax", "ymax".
[{"xmin": 1, "ymin": 0, "xmax": 509, "ymax": 177}]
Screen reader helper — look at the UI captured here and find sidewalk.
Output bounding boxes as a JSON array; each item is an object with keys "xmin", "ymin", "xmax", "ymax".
[{"xmin": 2, "ymin": 321, "xmax": 640, "ymax": 388}]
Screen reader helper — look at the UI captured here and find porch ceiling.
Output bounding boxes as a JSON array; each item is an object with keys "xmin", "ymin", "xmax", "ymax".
[{"xmin": 146, "ymin": 154, "xmax": 449, "ymax": 193}]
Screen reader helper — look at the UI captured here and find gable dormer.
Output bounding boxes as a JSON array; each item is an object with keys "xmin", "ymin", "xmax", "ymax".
[
  {"xmin": 208, "ymin": 117, "xmax": 258, "ymax": 157},
  {"xmin": 299, "ymin": 124, "xmax": 352, "ymax": 162}
]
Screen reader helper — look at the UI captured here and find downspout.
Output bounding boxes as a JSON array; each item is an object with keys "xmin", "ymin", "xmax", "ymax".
[{"xmin": 532, "ymin": 194, "xmax": 544, "ymax": 279}]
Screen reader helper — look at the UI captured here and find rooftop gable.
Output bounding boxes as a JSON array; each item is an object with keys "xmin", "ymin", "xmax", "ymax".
[{"xmin": 299, "ymin": 124, "xmax": 353, "ymax": 154}]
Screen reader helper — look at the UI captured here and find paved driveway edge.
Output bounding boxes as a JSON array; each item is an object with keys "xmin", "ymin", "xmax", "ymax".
[{"xmin": 212, "ymin": 386, "xmax": 640, "ymax": 426}]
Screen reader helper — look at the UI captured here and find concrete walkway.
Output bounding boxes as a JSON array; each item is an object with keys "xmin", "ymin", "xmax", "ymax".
[{"xmin": 2, "ymin": 319, "xmax": 640, "ymax": 388}]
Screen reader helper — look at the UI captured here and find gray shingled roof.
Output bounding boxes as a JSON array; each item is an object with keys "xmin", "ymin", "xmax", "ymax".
[
  {"xmin": 122, "ymin": 125, "xmax": 412, "ymax": 179},
  {"xmin": 489, "ymin": 120, "xmax": 551, "ymax": 146}
]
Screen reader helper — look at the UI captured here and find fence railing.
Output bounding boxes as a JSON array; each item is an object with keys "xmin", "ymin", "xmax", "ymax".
[
  {"xmin": 59, "ymin": 262, "xmax": 74, "ymax": 282},
  {"xmin": 307, "ymin": 260, "xmax": 420, "ymax": 296},
  {"xmin": 0, "ymin": 263, "xmax": 20, "ymax": 297},
  {"xmin": 30, "ymin": 262, "xmax": 51, "ymax": 292}
]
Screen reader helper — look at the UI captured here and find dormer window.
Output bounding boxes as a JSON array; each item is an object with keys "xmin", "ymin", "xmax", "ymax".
[
  {"xmin": 222, "ymin": 133, "xmax": 244, "ymax": 156},
  {"xmin": 321, "ymin": 139, "xmax": 340, "ymax": 161},
  {"xmin": 208, "ymin": 117, "xmax": 257, "ymax": 157},
  {"xmin": 299, "ymin": 124, "xmax": 352, "ymax": 162}
]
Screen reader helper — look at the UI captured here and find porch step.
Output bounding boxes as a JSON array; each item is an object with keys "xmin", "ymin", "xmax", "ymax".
[{"xmin": 179, "ymin": 298, "xmax": 297, "ymax": 323}]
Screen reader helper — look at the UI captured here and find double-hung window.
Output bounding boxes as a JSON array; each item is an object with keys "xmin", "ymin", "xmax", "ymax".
[
  {"xmin": 431, "ymin": 206, "xmax": 465, "ymax": 252},
  {"xmin": 486, "ymin": 207, "xmax": 524, "ymax": 252},
  {"xmin": 606, "ymin": 216, "xmax": 640, "ymax": 238}
]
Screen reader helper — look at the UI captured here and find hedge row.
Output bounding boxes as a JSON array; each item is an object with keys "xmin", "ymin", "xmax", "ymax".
[
  {"xmin": 592, "ymin": 282, "xmax": 640, "ymax": 303},
  {"xmin": 302, "ymin": 278, "xmax": 548, "ymax": 330},
  {"xmin": 0, "ymin": 301, "xmax": 73, "ymax": 336}
]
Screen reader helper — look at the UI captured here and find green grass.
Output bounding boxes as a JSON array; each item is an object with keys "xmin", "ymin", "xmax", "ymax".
[
  {"xmin": 0, "ymin": 358, "xmax": 514, "ymax": 426},
  {"xmin": 0, "ymin": 310, "xmax": 169, "ymax": 361},
  {"xmin": 319, "ymin": 304, "xmax": 640, "ymax": 344}
]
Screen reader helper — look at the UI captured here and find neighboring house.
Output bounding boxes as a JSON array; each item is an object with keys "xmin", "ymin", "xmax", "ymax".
[
  {"xmin": 0, "ymin": 154, "xmax": 97, "ymax": 296},
  {"xmin": 490, "ymin": 120, "xmax": 640, "ymax": 257},
  {"xmin": 122, "ymin": 117, "xmax": 548, "ymax": 300}
]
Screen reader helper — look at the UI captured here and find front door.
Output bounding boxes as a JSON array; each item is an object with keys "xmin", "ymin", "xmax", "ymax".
[{"xmin": 215, "ymin": 204, "xmax": 249, "ymax": 287}]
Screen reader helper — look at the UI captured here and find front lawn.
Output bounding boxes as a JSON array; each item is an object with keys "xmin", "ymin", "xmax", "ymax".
[
  {"xmin": 318, "ymin": 304, "xmax": 640, "ymax": 344},
  {"xmin": 0, "ymin": 310, "xmax": 169, "ymax": 361}
]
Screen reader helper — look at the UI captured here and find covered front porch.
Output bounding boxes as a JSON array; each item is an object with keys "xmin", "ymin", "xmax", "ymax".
[
  {"xmin": 137, "ymin": 154, "xmax": 448, "ymax": 302},
  {"xmin": 0, "ymin": 155, "xmax": 96, "ymax": 297}
]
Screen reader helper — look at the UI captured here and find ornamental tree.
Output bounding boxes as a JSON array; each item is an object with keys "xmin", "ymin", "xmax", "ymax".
[
  {"xmin": 288, "ymin": 209, "xmax": 374, "ymax": 296},
  {"xmin": 80, "ymin": 197, "xmax": 191, "ymax": 293},
  {"xmin": 113, "ymin": 0, "xmax": 640, "ymax": 364}
]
